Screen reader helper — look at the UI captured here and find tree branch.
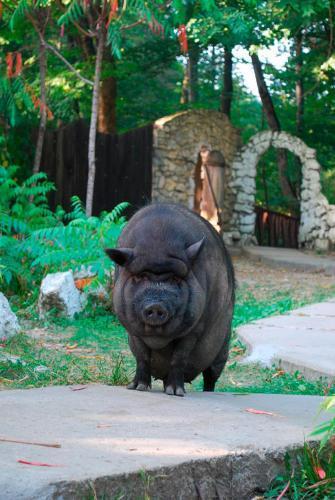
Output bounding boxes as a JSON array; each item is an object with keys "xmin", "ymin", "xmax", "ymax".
[{"xmin": 45, "ymin": 42, "xmax": 94, "ymax": 86}]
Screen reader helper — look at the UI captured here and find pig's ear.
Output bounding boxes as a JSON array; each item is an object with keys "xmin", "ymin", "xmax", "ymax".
[
  {"xmin": 185, "ymin": 237, "xmax": 205, "ymax": 262},
  {"xmin": 105, "ymin": 248, "xmax": 134, "ymax": 267}
]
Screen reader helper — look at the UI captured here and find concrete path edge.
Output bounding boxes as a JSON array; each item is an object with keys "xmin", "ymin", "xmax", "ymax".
[{"xmin": 39, "ymin": 447, "xmax": 303, "ymax": 500}]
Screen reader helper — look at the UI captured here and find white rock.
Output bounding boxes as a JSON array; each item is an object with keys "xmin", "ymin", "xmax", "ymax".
[
  {"xmin": 73, "ymin": 266, "xmax": 96, "ymax": 280},
  {"xmin": 158, "ymin": 176, "xmax": 165, "ymax": 189},
  {"xmin": 0, "ymin": 293, "xmax": 20, "ymax": 340},
  {"xmin": 327, "ymin": 209, "xmax": 335, "ymax": 228},
  {"xmin": 240, "ymin": 213, "xmax": 256, "ymax": 226},
  {"xmin": 38, "ymin": 271, "xmax": 85, "ymax": 319},
  {"xmin": 234, "ymin": 203, "xmax": 254, "ymax": 214},
  {"xmin": 315, "ymin": 205, "xmax": 327, "ymax": 217},
  {"xmin": 239, "ymin": 223, "xmax": 255, "ymax": 234},
  {"xmin": 34, "ymin": 365, "xmax": 49, "ymax": 373},
  {"xmin": 301, "ymin": 189, "xmax": 311, "ymax": 201},
  {"xmin": 315, "ymin": 239, "xmax": 329, "ymax": 252},
  {"xmin": 328, "ymin": 227, "xmax": 335, "ymax": 243},
  {"xmin": 305, "ymin": 159, "xmax": 320, "ymax": 171},
  {"xmin": 222, "ymin": 232, "xmax": 233, "ymax": 246},
  {"xmin": 0, "ymin": 352, "xmax": 25, "ymax": 365},
  {"xmin": 304, "ymin": 169, "xmax": 320, "ymax": 183}
]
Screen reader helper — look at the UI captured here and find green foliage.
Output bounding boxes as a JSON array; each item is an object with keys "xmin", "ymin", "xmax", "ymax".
[
  {"xmin": 9, "ymin": 0, "xmax": 30, "ymax": 31},
  {"xmin": 0, "ymin": 77, "xmax": 33, "ymax": 127},
  {"xmin": 57, "ymin": 0, "xmax": 84, "ymax": 27},
  {"xmin": 23, "ymin": 196, "xmax": 129, "ymax": 285},
  {"xmin": 0, "ymin": 165, "xmax": 57, "ymax": 234},
  {"xmin": 0, "ymin": 166, "xmax": 58, "ymax": 288},
  {"xmin": 311, "ymin": 397, "xmax": 335, "ymax": 449},
  {"xmin": 0, "ymin": 166, "xmax": 128, "ymax": 293},
  {"xmin": 265, "ymin": 443, "xmax": 335, "ymax": 499},
  {"xmin": 1, "ymin": 0, "xmax": 334, "ymax": 214}
]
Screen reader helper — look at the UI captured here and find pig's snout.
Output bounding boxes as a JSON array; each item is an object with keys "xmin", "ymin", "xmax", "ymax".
[{"xmin": 142, "ymin": 302, "xmax": 170, "ymax": 326}]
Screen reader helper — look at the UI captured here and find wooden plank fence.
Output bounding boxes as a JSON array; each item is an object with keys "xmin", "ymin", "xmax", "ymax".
[
  {"xmin": 41, "ymin": 120, "xmax": 153, "ymax": 215},
  {"xmin": 255, "ymin": 205, "xmax": 299, "ymax": 248}
]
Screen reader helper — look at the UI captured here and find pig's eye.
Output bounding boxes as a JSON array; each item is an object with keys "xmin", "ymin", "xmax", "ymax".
[
  {"xmin": 131, "ymin": 275, "xmax": 141, "ymax": 283},
  {"xmin": 169, "ymin": 276, "xmax": 183, "ymax": 285},
  {"xmin": 132, "ymin": 274, "xmax": 148, "ymax": 283}
]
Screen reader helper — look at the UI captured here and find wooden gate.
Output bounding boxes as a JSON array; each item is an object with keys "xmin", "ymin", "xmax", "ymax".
[
  {"xmin": 41, "ymin": 120, "xmax": 153, "ymax": 215},
  {"xmin": 255, "ymin": 206, "xmax": 299, "ymax": 248}
]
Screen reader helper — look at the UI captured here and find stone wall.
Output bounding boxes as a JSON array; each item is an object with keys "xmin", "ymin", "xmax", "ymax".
[
  {"xmin": 152, "ymin": 110, "xmax": 241, "ymax": 222},
  {"xmin": 224, "ymin": 131, "xmax": 335, "ymax": 250}
]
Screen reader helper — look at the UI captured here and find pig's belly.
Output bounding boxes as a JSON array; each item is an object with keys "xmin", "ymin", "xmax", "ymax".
[{"xmin": 150, "ymin": 344, "xmax": 210, "ymax": 382}]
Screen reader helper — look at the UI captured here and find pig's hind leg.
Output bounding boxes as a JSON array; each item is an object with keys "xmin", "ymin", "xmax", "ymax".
[{"xmin": 202, "ymin": 342, "xmax": 229, "ymax": 392}]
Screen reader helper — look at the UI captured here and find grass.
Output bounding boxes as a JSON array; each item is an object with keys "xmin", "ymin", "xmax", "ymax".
[
  {"xmin": 1, "ymin": 282, "xmax": 335, "ymax": 396},
  {"xmin": 0, "ymin": 333, "xmax": 129, "ymax": 390}
]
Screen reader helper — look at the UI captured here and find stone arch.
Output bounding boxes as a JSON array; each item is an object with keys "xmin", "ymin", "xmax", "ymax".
[
  {"xmin": 151, "ymin": 109, "xmax": 241, "ymax": 224},
  {"xmin": 226, "ymin": 131, "xmax": 335, "ymax": 249}
]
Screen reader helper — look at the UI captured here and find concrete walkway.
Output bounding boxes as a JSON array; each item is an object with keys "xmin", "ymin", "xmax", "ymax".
[
  {"xmin": 0, "ymin": 385, "xmax": 328, "ymax": 500},
  {"xmin": 243, "ymin": 245, "xmax": 335, "ymax": 275},
  {"xmin": 238, "ymin": 299, "xmax": 335, "ymax": 380}
]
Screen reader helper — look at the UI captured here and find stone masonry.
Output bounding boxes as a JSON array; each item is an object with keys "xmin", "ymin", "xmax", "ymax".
[
  {"xmin": 151, "ymin": 112, "xmax": 334, "ymax": 250},
  {"xmin": 152, "ymin": 109, "xmax": 241, "ymax": 223},
  {"xmin": 225, "ymin": 131, "xmax": 335, "ymax": 249}
]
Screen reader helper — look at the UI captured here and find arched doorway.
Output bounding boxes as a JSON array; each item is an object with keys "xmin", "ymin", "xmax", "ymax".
[
  {"xmin": 225, "ymin": 131, "xmax": 335, "ymax": 250},
  {"xmin": 151, "ymin": 109, "xmax": 241, "ymax": 221},
  {"xmin": 194, "ymin": 146, "xmax": 226, "ymax": 231}
]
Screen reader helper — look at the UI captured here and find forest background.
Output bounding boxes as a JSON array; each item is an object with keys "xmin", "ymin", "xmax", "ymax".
[{"xmin": 0, "ymin": 0, "xmax": 334, "ymax": 216}]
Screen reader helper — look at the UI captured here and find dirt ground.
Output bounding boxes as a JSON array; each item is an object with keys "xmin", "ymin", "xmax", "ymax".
[{"xmin": 232, "ymin": 254, "xmax": 335, "ymax": 303}]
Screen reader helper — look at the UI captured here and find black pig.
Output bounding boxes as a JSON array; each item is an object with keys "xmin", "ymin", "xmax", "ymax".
[{"xmin": 106, "ymin": 203, "xmax": 235, "ymax": 396}]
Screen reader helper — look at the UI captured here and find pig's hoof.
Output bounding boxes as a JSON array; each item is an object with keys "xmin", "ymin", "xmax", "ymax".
[
  {"xmin": 165, "ymin": 385, "xmax": 185, "ymax": 397},
  {"xmin": 136, "ymin": 383, "xmax": 150, "ymax": 391},
  {"xmin": 127, "ymin": 381, "xmax": 150, "ymax": 391}
]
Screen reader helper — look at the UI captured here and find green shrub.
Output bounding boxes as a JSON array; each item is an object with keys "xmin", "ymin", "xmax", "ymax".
[
  {"xmin": 0, "ymin": 166, "xmax": 128, "ymax": 294},
  {"xmin": 311, "ymin": 396, "xmax": 335, "ymax": 449},
  {"xmin": 265, "ymin": 398, "xmax": 335, "ymax": 498},
  {"xmin": 265, "ymin": 442, "xmax": 335, "ymax": 499}
]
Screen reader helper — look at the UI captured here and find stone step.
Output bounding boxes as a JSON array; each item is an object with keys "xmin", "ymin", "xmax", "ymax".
[
  {"xmin": 242, "ymin": 246, "xmax": 335, "ymax": 275},
  {"xmin": 0, "ymin": 385, "xmax": 328, "ymax": 499},
  {"xmin": 238, "ymin": 299, "xmax": 335, "ymax": 380}
]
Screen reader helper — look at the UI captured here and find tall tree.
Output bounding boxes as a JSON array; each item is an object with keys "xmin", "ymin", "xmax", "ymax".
[
  {"xmin": 181, "ymin": 42, "xmax": 200, "ymax": 104},
  {"xmin": 86, "ymin": 22, "xmax": 106, "ymax": 216},
  {"xmin": 221, "ymin": 46, "xmax": 233, "ymax": 117},
  {"xmin": 9, "ymin": 0, "xmax": 53, "ymax": 173},
  {"xmin": 295, "ymin": 30, "xmax": 304, "ymax": 137},
  {"xmin": 31, "ymin": 8, "xmax": 50, "ymax": 173},
  {"xmin": 251, "ymin": 52, "xmax": 296, "ymax": 199}
]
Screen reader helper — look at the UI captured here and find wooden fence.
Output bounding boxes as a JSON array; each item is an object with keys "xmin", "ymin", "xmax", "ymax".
[
  {"xmin": 41, "ymin": 120, "xmax": 153, "ymax": 215},
  {"xmin": 255, "ymin": 206, "xmax": 299, "ymax": 248}
]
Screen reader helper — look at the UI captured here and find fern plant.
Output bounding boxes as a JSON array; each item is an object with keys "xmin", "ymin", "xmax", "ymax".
[
  {"xmin": 0, "ymin": 166, "xmax": 58, "ymax": 235},
  {"xmin": 24, "ymin": 196, "xmax": 129, "ymax": 287},
  {"xmin": 0, "ymin": 167, "xmax": 129, "ymax": 294},
  {"xmin": 0, "ymin": 165, "xmax": 59, "ymax": 289}
]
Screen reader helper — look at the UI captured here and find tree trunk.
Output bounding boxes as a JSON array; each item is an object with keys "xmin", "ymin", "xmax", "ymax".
[
  {"xmin": 221, "ymin": 46, "xmax": 233, "ymax": 117},
  {"xmin": 86, "ymin": 27, "xmax": 105, "ymax": 217},
  {"xmin": 294, "ymin": 30, "xmax": 304, "ymax": 199},
  {"xmin": 180, "ymin": 44, "xmax": 199, "ymax": 104},
  {"xmin": 180, "ymin": 61, "xmax": 190, "ymax": 104},
  {"xmin": 33, "ymin": 39, "xmax": 47, "ymax": 174},
  {"xmin": 295, "ymin": 31, "xmax": 304, "ymax": 136},
  {"xmin": 251, "ymin": 53, "xmax": 280, "ymax": 130},
  {"xmin": 98, "ymin": 75, "xmax": 117, "ymax": 134},
  {"xmin": 188, "ymin": 44, "xmax": 199, "ymax": 102},
  {"xmin": 251, "ymin": 52, "xmax": 295, "ymax": 199}
]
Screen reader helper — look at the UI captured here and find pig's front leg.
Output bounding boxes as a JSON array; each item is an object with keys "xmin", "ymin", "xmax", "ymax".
[
  {"xmin": 165, "ymin": 334, "xmax": 197, "ymax": 397},
  {"xmin": 127, "ymin": 336, "xmax": 151, "ymax": 391}
]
